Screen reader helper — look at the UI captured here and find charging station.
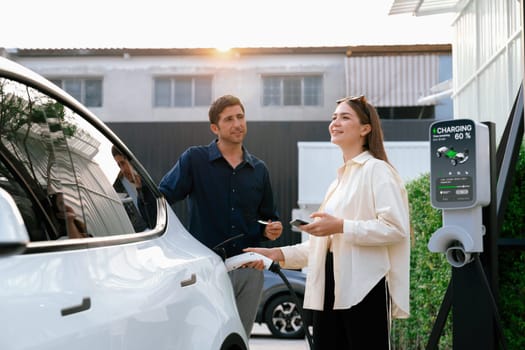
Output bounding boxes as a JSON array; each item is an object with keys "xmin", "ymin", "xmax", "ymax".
[
  {"xmin": 426, "ymin": 119, "xmax": 508, "ymax": 350},
  {"xmin": 428, "ymin": 119, "xmax": 490, "ymax": 266}
]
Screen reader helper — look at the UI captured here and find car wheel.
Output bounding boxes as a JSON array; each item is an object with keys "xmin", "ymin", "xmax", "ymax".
[{"xmin": 264, "ymin": 294, "xmax": 305, "ymax": 339}]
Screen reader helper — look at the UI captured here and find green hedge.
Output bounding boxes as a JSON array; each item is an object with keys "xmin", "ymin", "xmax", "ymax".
[
  {"xmin": 500, "ymin": 143, "xmax": 525, "ymax": 350},
  {"xmin": 391, "ymin": 143, "xmax": 525, "ymax": 349},
  {"xmin": 391, "ymin": 173, "xmax": 451, "ymax": 349}
]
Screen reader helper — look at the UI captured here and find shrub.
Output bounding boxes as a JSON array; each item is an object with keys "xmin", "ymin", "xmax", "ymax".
[
  {"xmin": 391, "ymin": 173, "xmax": 451, "ymax": 349},
  {"xmin": 499, "ymin": 143, "xmax": 525, "ymax": 350}
]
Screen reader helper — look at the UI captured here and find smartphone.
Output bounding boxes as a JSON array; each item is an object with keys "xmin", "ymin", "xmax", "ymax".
[{"xmin": 290, "ymin": 218, "xmax": 310, "ymax": 227}]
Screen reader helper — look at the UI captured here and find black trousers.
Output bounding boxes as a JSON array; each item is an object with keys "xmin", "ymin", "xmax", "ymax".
[{"xmin": 310, "ymin": 252, "xmax": 390, "ymax": 350}]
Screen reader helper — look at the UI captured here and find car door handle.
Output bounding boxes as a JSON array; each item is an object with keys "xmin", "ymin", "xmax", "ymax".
[
  {"xmin": 180, "ymin": 273, "xmax": 197, "ymax": 287},
  {"xmin": 61, "ymin": 297, "xmax": 91, "ymax": 316}
]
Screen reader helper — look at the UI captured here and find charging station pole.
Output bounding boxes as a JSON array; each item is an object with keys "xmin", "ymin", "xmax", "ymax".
[{"xmin": 427, "ymin": 119, "xmax": 499, "ymax": 349}]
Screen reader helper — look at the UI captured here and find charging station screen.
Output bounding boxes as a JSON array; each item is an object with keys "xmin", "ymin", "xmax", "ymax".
[
  {"xmin": 430, "ymin": 119, "xmax": 477, "ymax": 209},
  {"xmin": 436, "ymin": 176, "xmax": 473, "ymax": 202}
]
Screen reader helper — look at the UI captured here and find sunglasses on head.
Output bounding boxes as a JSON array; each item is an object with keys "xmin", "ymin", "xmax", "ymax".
[{"xmin": 336, "ymin": 95, "xmax": 370, "ymax": 119}]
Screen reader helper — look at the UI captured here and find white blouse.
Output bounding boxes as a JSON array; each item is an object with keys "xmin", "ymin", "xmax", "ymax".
[{"xmin": 281, "ymin": 151, "xmax": 411, "ymax": 319}]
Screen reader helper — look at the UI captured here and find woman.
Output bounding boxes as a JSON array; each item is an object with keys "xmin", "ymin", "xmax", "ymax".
[{"xmin": 246, "ymin": 96, "xmax": 410, "ymax": 349}]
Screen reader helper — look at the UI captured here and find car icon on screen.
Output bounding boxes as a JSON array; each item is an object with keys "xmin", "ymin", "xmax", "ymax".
[{"xmin": 436, "ymin": 146, "xmax": 469, "ymax": 166}]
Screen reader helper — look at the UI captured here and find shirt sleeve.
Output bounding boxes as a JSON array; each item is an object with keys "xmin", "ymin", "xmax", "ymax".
[
  {"xmin": 342, "ymin": 162, "xmax": 410, "ymax": 246},
  {"xmin": 158, "ymin": 149, "xmax": 193, "ymax": 204},
  {"xmin": 280, "ymin": 240, "xmax": 310, "ymax": 269}
]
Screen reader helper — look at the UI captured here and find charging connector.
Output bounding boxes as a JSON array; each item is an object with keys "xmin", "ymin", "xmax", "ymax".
[
  {"xmin": 224, "ymin": 252, "xmax": 273, "ymax": 271},
  {"xmin": 222, "ymin": 251, "xmax": 314, "ymax": 349}
]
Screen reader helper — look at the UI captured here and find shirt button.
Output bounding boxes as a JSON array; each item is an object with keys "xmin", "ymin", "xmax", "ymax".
[
  {"xmin": 232, "ymin": 189, "xmax": 236, "ymax": 192},
  {"xmin": 232, "ymin": 225, "xmax": 235, "ymax": 229},
  {"xmin": 231, "ymin": 208, "xmax": 234, "ymax": 211}
]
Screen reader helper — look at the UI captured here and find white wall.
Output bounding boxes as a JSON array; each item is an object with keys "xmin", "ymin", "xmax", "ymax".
[
  {"xmin": 452, "ymin": 0, "xmax": 522, "ymax": 144},
  {"xmin": 296, "ymin": 141, "xmax": 430, "ymax": 207},
  {"xmin": 16, "ymin": 53, "xmax": 345, "ymax": 123}
]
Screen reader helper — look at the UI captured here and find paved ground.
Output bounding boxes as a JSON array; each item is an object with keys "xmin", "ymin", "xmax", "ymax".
[{"xmin": 249, "ymin": 324, "xmax": 309, "ymax": 350}]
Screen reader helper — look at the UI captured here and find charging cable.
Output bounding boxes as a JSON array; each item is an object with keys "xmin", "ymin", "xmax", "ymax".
[
  {"xmin": 268, "ymin": 261, "xmax": 314, "ymax": 349},
  {"xmin": 220, "ymin": 246, "xmax": 314, "ymax": 348}
]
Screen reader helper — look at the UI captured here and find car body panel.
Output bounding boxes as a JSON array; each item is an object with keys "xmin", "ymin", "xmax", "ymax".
[{"xmin": 0, "ymin": 211, "xmax": 243, "ymax": 350}]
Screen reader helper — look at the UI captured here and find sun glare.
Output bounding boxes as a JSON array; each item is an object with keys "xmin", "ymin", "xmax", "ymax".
[{"xmin": 216, "ymin": 47, "xmax": 231, "ymax": 53}]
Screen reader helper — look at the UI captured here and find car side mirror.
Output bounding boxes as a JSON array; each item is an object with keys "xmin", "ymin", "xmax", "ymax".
[{"xmin": 0, "ymin": 188, "xmax": 29, "ymax": 256}]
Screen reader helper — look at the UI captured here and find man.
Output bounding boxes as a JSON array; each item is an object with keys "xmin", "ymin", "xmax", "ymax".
[
  {"xmin": 112, "ymin": 145, "xmax": 157, "ymax": 231},
  {"xmin": 159, "ymin": 94, "xmax": 283, "ymax": 335}
]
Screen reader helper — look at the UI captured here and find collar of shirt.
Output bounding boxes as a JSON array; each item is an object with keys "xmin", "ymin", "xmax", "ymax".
[
  {"xmin": 207, "ymin": 139, "xmax": 256, "ymax": 168},
  {"xmin": 348, "ymin": 150, "xmax": 372, "ymax": 165},
  {"xmin": 337, "ymin": 150, "xmax": 372, "ymax": 177}
]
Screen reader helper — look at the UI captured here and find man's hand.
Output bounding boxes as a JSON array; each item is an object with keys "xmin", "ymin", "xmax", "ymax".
[
  {"xmin": 263, "ymin": 220, "xmax": 283, "ymax": 240},
  {"xmin": 240, "ymin": 260, "xmax": 266, "ymax": 270}
]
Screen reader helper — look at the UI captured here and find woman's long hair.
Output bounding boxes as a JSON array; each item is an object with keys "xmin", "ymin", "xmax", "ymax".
[
  {"xmin": 338, "ymin": 96, "xmax": 414, "ymax": 242},
  {"xmin": 337, "ymin": 95, "xmax": 390, "ymax": 165}
]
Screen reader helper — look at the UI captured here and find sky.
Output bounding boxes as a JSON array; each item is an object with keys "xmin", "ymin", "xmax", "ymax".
[{"xmin": 1, "ymin": 0, "xmax": 454, "ymax": 49}]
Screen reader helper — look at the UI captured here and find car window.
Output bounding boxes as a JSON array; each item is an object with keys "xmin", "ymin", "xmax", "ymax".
[{"xmin": 0, "ymin": 77, "xmax": 158, "ymax": 241}]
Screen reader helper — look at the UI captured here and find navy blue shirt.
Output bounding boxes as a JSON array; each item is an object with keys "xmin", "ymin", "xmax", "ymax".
[{"xmin": 159, "ymin": 140, "xmax": 280, "ymax": 258}]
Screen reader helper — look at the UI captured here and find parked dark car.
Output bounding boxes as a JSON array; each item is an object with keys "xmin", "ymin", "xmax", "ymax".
[{"xmin": 255, "ymin": 269, "xmax": 308, "ymax": 339}]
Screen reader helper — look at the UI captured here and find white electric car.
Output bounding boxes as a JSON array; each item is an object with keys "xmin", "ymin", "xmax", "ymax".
[{"xmin": 0, "ymin": 57, "xmax": 248, "ymax": 350}]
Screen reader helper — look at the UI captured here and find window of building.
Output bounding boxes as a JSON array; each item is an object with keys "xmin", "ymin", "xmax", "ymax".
[
  {"xmin": 262, "ymin": 75, "xmax": 323, "ymax": 106},
  {"xmin": 154, "ymin": 76, "xmax": 212, "ymax": 107},
  {"xmin": 50, "ymin": 78, "xmax": 103, "ymax": 107},
  {"xmin": 377, "ymin": 106, "xmax": 435, "ymax": 119}
]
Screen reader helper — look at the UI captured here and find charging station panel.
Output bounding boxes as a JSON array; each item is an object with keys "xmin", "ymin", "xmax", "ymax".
[{"xmin": 430, "ymin": 119, "xmax": 490, "ymax": 209}]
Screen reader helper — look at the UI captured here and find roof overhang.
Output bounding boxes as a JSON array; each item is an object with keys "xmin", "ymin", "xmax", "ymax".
[{"xmin": 389, "ymin": 0, "xmax": 467, "ymax": 16}]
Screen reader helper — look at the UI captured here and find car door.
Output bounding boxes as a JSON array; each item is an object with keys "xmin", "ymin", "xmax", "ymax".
[
  {"xmin": 0, "ymin": 75, "xmax": 112, "ymax": 350},
  {"xmin": 0, "ymin": 66, "xmax": 229, "ymax": 350}
]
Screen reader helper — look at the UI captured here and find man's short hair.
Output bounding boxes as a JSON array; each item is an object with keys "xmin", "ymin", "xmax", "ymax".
[
  {"xmin": 208, "ymin": 94, "xmax": 245, "ymax": 124},
  {"xmin": 111, "ymin": 145, "xmax": 129, "ymax": 160}
]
